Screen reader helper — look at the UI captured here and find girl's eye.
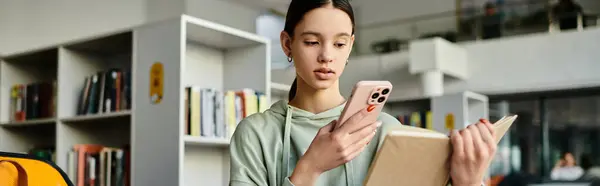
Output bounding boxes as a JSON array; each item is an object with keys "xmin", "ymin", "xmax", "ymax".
[
  {"xmin": 335, "ymin": 43, "xmax": 346, "ymax": 48},
  {"xmin": 304, "ymin": 41, "xmax": 319, "ymax": 46}
]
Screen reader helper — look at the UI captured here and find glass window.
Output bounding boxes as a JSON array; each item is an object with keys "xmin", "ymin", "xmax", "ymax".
[
  {"xmin": 489, "ymin": 99, "xmax": 542, "ymax": 178},
  {"xmin": 546, "ymin": 96, "xmax": 600, "ymax": 181},
  {"xmin": 490, "ymin": 95, "xmax": 600, "ymax": 182}
]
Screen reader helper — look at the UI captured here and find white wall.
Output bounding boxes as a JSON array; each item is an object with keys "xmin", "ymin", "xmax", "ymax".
[
  {"xmin": 185, "ymin": 0, "xmax": 262, "ymax": 33},
  {"xmin": 0, "ymin": 0, "xmax": 146, "ymax": 55},
  {"xmin": 0, "ymin": 0, "xmax": 263, "ymax": 56},
  {"xmin": 256, "ymin": 13, "xmax": 288, "ymax": 68}
]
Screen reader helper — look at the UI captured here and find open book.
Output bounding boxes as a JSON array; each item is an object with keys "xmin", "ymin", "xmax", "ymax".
[{"xmin": 363, "ymin": 115, "xmax": 518, "ymax": 186}]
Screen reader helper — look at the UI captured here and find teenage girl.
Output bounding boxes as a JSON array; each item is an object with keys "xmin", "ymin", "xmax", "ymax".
[{"xmin": 229, "ymin": 0, "xmax": 497, "ymax": 185}]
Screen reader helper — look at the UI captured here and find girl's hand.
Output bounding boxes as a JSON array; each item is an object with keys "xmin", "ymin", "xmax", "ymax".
[
  {"xmin": 449, "ymin": 119, "xmax": 496, "ymax": 186},
  {"xmin": 290, "ymin": 107, "xmax": 380, "ymax": 186},
  {"xmin": 554, "ymin": 159, "xmax": 565, "ymax": 169}
]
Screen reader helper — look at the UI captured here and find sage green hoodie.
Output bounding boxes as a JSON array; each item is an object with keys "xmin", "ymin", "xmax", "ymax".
[{"xmin": 229, "ymin": 100, "xmax": 403, "ymax": 186}]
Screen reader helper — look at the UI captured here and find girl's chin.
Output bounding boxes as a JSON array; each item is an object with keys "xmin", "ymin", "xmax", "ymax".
[{"xmin": 308, "ymin": 79, "xmax": 336, "ymax": 90}]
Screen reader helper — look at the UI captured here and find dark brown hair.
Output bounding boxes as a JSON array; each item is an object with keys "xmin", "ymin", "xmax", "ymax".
[{"xmin": 284, "ymin": 0, "xmax": 355, "ymax": 101}]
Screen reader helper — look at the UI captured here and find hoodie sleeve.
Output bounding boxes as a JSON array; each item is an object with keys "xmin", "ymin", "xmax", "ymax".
[{"xmin": 229, "ymin": 118, "xmax": 269, "ymax": 186}]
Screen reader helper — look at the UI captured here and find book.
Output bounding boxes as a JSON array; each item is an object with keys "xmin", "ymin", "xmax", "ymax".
[
  {"xmin": 363, "ymin": 115, "xmax": 518, "ymax": 186},
  {"xmin": 184, "ymin": 86, "xmax": 267, "ymax": 138},
  {"xmin": 69, "ymin": 144, "xmax": 130, "ymax": 186}
]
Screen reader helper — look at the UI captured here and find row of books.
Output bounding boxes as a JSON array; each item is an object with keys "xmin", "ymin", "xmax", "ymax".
[
  {"xmin": 10, "ymin": 81, "xmax": 57, "ymax": 121},
  {"xmin": 397, "ymin": 111, "xmax": 432, "ymax": 129},
  {"xmin": 67, "ymin": 144, "xmax": 130, "ymax": 186},
  {"xmin": 77, "ymin": 69, "xmax": 131, "ymax": 116},
  {"xmin": 184, "ymin": 87, "xmax": 268, "ymax": 138}
]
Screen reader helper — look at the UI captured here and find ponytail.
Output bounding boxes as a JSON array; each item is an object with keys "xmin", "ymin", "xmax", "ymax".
[{"xmin": 288, "ymin": 78, "xmax": 297, "ymax": 101}]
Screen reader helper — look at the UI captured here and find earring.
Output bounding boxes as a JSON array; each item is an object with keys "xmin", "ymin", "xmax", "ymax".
[
  {"xmin": 346, "ymin": 59, "xmax": 349, "ymax": 66},
  {"xmin": 287, "ymin": 55, "xmax": 293, "ymax": 63}
]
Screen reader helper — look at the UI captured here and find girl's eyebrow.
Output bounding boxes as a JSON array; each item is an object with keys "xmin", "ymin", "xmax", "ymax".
[{"xmin": 300, "ymin": 31, "xmax": 351, "ymax": 37}]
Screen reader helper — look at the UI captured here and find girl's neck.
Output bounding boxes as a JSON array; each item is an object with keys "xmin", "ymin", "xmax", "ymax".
[{"xmin": 288, "ymin": 78, "xmax": 346, "ymax": 114}]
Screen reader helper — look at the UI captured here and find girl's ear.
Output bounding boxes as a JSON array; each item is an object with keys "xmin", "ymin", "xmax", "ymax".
[
  {"xmin": 348, "ymin": 34, "xmax": 356, "ymax": 55},
  {"xmin": 280, "ymin": 31, "xmax": 293, "ymax": 57}
]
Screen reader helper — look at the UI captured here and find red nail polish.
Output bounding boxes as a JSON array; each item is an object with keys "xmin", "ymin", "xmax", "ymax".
[{"xmin": 367, "ymin": 105, "xmax": 376, "ymax": 112}]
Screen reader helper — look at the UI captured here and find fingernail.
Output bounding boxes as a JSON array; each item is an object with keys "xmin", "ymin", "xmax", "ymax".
[{"xmin": 367, "ymin": 105, "xmax": 376, "ymax": 112}]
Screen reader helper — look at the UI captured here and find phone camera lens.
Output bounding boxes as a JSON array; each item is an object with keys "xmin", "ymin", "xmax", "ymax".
[
  {"xmin": 381, "ymin": 88, "xmax": 390, "ymax": 95},
  {"xmin": 371, "ymin": 93, "xmax": 379, "ymax": 99},
  {"xmin": 377, "ymin": 97, "xmax": 386, "ymax": 103}
]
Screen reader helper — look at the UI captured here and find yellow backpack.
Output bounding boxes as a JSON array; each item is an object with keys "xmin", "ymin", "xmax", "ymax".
[{"xmin": 0, "ymin": 151, "xmax": 73, "ymax": 186}]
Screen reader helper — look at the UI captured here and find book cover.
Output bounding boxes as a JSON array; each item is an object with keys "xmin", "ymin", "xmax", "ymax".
[{"xmin": 364, "ymin": 115, "xmax": 517, "ymax": 186}]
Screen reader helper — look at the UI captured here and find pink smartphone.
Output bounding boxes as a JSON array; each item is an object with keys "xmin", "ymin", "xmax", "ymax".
[{"xmin": 337, "ymin": 81, "xmax": 393, "ymax": 129}]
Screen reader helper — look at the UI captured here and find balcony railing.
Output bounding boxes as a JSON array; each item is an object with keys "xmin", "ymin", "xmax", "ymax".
[{"xmin": 353, "ymin": 0, "xmax": 599, "ymax": 56}]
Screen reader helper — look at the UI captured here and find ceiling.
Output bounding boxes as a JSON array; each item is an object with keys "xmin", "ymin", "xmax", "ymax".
[{"xmin": 229, "ymin": 0, "xmax": 290, "ymax": 15}]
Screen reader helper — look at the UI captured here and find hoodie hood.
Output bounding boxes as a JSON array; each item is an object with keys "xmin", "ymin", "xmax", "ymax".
[{"xmin": 269, "ymin": 100, "xmax": 345, "ymax": 121}]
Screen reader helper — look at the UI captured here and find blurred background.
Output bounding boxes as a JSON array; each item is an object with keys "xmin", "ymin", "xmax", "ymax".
[{"xmin": 0, "ymin": 0, "xmax": 599, "ymax": 186}]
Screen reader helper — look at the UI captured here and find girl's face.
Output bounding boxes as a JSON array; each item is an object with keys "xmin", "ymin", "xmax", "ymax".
[{"xmin": 281, "ymin": 5, "xmax": 354, "ymax": 90}]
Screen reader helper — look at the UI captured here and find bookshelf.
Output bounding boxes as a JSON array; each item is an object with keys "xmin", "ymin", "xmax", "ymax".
[
  {"xmin": 383, "ymin": 91, "xmax": 489, "ymax": 134},
  {"xmin": 0, "ymin": 14, "xmax": 270, "ymax": 186}
]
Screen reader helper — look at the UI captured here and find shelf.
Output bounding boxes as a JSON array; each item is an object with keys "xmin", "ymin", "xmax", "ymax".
[
  {"xmin": 271, "ymin": 82, "xmax": 290, "ymax": 92},
  {"xmin": 183, "ymin": 136, "xmax": 230, "ymax": 147},
  {"xmin": 0, "ymin": 15, "xmax": 269, "ymax": 186},
  {"xmin": 0, "ymin": 118, "xmax": 56, "ymax": 127},
  {"xmin": 60, "ymin": 110, "xmax": 131, "ymax": 124},
  {"xmin": 0, "ymin": 119, "xmax": 56, "ymax": 153},
  {"xmin": 183, "ymin": 15, "xmax": 268, "ymax": 49}
]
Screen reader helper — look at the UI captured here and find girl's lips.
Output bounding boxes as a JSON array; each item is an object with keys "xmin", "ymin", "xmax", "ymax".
[{"xmin": 314, "ymin": 70, "xmax": 335, "ymax": 80}]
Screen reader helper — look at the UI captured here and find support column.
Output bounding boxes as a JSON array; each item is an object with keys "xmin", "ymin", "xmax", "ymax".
[
  {"xmin": 420, "ymin": 70, "xmax": 444, "ymax": 97},
  {"xmin": 540, "ymin": 97, "xmax": 551, "ymax": 178}
]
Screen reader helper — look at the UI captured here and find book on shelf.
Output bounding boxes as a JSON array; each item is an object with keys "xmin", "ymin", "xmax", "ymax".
[
  {"xmin": 184, "ymin": 87, "xmax": 268, "ymax": 139},
  {"xmin": 10, "ymin": 81, "xmax": 57, "ymax": 122},
  {"xmin": 77, "ymin": 69, "xmax": 131, "ymax": 116},
  {"xmin": 363, "ymin": 115, "xmax": 517, "ymax": 186},
  {"xmin": 67, "ymin": 144, "xmax": 130, "ymax": 186},
  {"xmin": 397, "ymin": 111, "xmax": 432, "ymax": 129}
]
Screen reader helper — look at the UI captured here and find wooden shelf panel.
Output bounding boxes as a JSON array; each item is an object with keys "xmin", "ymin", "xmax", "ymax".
[
  {"xmin": 0, "ymin": 118, "xmax": 56, "ymax": 127},
  {"xmin": 271, "ymin": 82, "xmax": 290, "ymax": 92},
  {"xmin": 60, "ymin": 110, "xmax": 131, "ymax": 123},
  {"xmin": 183, "ymin": 136, "xmax": 230, "ymax": 147}
]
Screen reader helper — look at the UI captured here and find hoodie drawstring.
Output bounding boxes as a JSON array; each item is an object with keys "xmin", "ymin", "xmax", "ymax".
[
  {"xmin": 282, "ymin": 105, "xmax": 293, "ymax": 182},
  {"xmin": 280, "ymin": 104, "xmax": 353, "ymax": 185}
]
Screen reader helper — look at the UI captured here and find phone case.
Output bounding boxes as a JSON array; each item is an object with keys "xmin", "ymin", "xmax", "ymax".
[{"xmin": 337, "ymin": 81, "xmax": 393, "ymax": 129}]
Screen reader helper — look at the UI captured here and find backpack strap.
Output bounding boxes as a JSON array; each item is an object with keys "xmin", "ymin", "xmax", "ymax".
[{"xmin": 0, "ymin": 159, "xmax": 28, "ymax": 186}]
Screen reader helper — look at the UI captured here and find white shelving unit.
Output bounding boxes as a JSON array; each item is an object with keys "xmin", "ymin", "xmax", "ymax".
[
  {"xmin": 431, "ymin": 91, "xmax": 489, "ymax": 134},
  {"xmin": 382, "ymin": 91, "xmax": 488, "ymax": 133},
  {"xmin": 0, "ymin": 14, "xmax": 270, "ymax": 186},
  {"xmin": 270, "ymin": 82, "xmax": 290, "ymax": 103}
]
